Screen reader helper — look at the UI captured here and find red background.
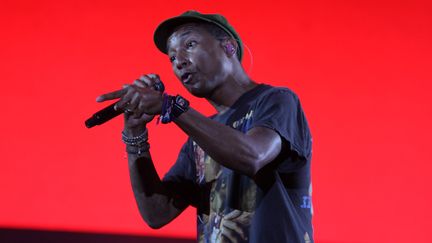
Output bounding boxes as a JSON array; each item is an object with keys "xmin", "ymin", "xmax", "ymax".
[{"xmin": 1, "ymin": 0, "xmax": 431, "ymax": 242}]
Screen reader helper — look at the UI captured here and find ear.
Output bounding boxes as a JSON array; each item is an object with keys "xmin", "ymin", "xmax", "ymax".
[{"xmin": 221, "ymin": 39, "xmax": 237, "ymax": 58}]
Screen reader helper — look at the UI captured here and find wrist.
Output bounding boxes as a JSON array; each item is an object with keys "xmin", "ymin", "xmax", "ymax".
[
  {"xmin": 125, "ymin": 143, "xmax": 150, "ymax": 156},
  {"xmin": 123, "ymin": 126, "xmax": 147, "ymax": 137},
  {"xmin": 122, "ymin": 129, "xmax": 150, "ymax": 156},
  {"xmin": 159, "ymin": 94, "xmax": 189, "ymax": 124}
]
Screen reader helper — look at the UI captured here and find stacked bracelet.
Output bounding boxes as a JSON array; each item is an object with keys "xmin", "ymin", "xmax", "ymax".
[
  {"xmin": 122, "ymin": 130, "xmax": 148, "ymax": 146},
  {"xmin": 122, "ymin": 130, "xmax": 149, "ymax": 155}
]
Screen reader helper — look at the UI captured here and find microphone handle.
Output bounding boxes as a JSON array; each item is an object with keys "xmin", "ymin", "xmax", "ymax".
[{"xmin": 85, "ymin": 102, "xmax": 122, "ymax": 128}]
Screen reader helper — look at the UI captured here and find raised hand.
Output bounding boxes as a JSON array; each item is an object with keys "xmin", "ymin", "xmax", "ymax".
[{"xmin": 96, "ymin": 74, "xmax": 164, "ymax": 134}]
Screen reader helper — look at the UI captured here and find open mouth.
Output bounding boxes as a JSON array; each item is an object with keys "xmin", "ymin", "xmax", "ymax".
[{"xmin": 181, "ymin": 72, "xmax": 193, "ymax": 84}]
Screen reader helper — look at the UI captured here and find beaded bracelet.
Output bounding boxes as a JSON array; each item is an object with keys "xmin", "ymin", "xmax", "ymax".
[
  {"xmin": 122, "ymin": 130, "xmax": 150, "ymax": 155},
  {"xmin": 121, "ymin": 129, "xmax": 148, "ymax": 146}
]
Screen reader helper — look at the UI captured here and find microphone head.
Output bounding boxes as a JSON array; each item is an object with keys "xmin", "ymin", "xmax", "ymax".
[{"xmin": 85, "ymin": 118, "xmax": 95, "ymax": 128}]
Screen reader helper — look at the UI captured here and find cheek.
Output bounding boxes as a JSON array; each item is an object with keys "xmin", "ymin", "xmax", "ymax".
[{"xmin": 194, "ymin": 50, "xmax": 223, "ymax": 73}]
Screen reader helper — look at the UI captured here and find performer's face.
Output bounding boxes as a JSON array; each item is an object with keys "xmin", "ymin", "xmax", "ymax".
[{"xmin": 167, "ymin": 24, "xmax": 231, "ymax": 98}]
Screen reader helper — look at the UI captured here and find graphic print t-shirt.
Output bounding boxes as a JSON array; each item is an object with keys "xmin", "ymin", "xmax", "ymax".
[{"xmin": 163, "ymin": 84, "xmax": 314, "ymax": 243}]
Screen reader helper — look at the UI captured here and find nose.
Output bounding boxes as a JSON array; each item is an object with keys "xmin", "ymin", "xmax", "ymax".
[{"xmin": 175, "ymin": 52, "xmax": 190, "ymax": 70}]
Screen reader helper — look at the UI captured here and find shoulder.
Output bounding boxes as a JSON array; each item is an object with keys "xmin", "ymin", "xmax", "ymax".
[
  {"xmin": 254, "ymin": 84, "xmax": 300, "ymax": 107},
  {"xmin": 254, "ymin": 83, "xmax": 299, "ymax": 98}
]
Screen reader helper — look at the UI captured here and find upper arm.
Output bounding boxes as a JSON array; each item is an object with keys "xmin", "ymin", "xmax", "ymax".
[
  {"xmin": 245, "ymin": 126, "xmax": 282, "ymax": 173},
  {"xmin": 246, "ymin": 88, "xmax": 312, "ymax": 173}
]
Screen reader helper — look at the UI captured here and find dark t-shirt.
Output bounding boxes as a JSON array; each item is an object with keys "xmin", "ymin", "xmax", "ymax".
[{"xmin": 164, "ymin": 84, "xmax": 313, "ymax": 243}]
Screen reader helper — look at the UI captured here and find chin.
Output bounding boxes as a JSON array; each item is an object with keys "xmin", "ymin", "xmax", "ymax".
[
  {"xmin": 185, "ymin": 78, "xmax": 218, "ymax": 98},
  {"xmin": 187, "ymin": 85, "xmax": 213, "ymax": 98}
]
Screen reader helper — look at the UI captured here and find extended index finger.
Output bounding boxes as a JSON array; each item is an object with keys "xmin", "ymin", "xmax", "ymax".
[{"xmin": 96, "ymin": 88, "xmax": 127, "ymax": 102}]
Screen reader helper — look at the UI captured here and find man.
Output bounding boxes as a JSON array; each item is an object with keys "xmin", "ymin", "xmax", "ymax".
[{"xmin": 97, "ymin": 10, "xmax": 313, "ymax": 243}]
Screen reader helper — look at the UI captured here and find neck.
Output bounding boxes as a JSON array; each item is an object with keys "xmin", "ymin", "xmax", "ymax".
[{"xmin": 207, "ymin": 68, "xmax": 257, "ymax": 113}]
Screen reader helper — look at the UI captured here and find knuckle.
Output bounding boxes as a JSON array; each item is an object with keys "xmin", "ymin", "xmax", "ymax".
[
  {"xmin": 140, "ymin": 74, "xmax": 151, "ymax": 80},
  {"xmin": 145, "ymin": 74, "xmax": 157, "ymax": 82},
  {"xmin": 148, "ymin": 73, "xmax": 157, "ymax": 79}
]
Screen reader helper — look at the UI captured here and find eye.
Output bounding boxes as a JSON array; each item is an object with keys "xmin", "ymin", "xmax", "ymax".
[
  {"xmin": 169, "ymin": 56, "xmax": 176, "ymax": 63},
  {"xmin": 186, "ymin": 40, "xmax": 197, "ymax": 49}
]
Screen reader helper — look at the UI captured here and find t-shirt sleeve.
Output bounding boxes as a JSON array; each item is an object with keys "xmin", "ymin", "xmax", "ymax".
[
  {"xmin": 162, "ymin": 139, "xmax": 200, "ymax": 207},
  {"xmin": 251, "ymin": 88, "xmax": 312, "ymax": 159},
  {"xmin": 163, "ymin": 139, "xmax": 195, "ymax": 183}
]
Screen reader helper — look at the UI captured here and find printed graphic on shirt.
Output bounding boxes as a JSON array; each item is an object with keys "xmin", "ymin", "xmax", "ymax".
[
  {"xmin": 194, "ymin": 109, "xmax": 258, "ymax": 243},
  {"xmin": 193, "ymin": 141, "xmax": 206, "ymax": 184},
  {"xmin": 304, "ymin": 232, "xmax": 311, "ymax": 243},
  {"xmin": 232, "ymin": 110, "xmax": 253, "ymax": 130},
  {"xmin": 308, "ymin": 183, "xmax": 313, "ymax": 215},
  {"xmin": 194, "ymin": 142, "xmax": 257, "ymax": 242}
]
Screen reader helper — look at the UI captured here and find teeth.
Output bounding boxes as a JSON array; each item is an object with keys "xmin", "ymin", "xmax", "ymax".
[{"xmin": 183, "ymin": 73, "xmax": 191, "ymax": 84}]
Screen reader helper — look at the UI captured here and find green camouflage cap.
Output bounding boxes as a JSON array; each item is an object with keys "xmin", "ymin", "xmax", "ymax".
[{"xmin": 154, "ymin": 10, "xmax": 243, "ymax": 61}]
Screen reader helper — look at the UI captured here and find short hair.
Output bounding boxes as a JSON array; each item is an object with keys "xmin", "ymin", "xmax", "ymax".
[{"xmin": 199, "ymin": 22, "xmax": 240, "ymax": 60}]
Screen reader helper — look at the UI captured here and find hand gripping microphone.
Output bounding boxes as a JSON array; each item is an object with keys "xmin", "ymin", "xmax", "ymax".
[{"xmin": 85, "ymin": 81, "xmax": 165, "ymax": 128}]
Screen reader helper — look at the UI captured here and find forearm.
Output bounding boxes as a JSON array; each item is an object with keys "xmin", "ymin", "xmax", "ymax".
[
  {"xmin": 127, "ymin": 145, "xmax": 186, "ymax": 229},
  {"xmin": 174, "ymin": 108, "xmax": 280, "ymax": 177}
]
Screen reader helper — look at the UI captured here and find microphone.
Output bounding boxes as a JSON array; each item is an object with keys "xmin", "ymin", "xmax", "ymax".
[{"xmin": 85, "ymin": 81, "xmax": 165, "ymax": 128}]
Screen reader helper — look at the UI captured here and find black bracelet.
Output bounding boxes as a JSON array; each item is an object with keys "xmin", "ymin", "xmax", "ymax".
[
  {"xmin": 172, "ymin": 95, "xmax": 190, "ymax": 118},
  {"xmin": 126, "ymin": 143, "xmax": 150, "ymax": 155},
  {"xmin": 159, "ymin": 94, "xmax": 189, "ymax": 123}
]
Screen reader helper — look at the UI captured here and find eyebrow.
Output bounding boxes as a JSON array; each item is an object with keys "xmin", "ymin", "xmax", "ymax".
[
  {"xmin": 169, "ymin": 29, "xmax": 194, "ymax": 43},
  {"xmin": 179, "ymin": 30, "xmax": 192, "ymax": 38},
  {"xmin": 168, "ymin": 30, "xmax": 195, "ymax": 53}
]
